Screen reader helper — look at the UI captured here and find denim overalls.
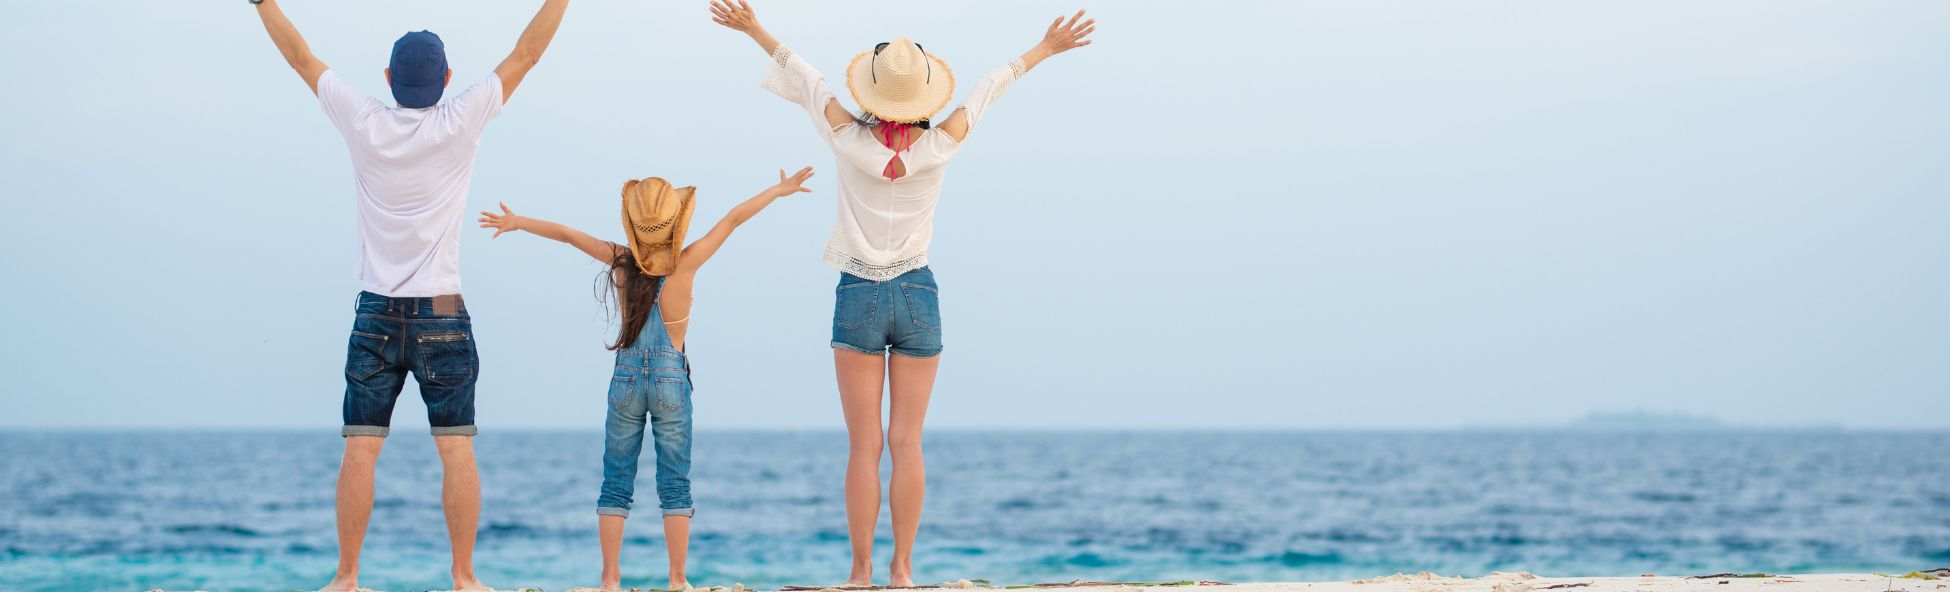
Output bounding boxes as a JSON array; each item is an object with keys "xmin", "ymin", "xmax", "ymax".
[{"xmin": 595, "ymin": 295, "xmax": 695, "ymax": 518}]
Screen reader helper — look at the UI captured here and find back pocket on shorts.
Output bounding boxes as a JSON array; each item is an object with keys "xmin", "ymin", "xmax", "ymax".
[
  {"xmin": 417, "ymin": 331, "xmax": 476, "ymax": 388},
  {"xmin": 900, "ymin": 283, "xmax": 940, "ymax": 332},
  {"xmin": 835, "ymin": 283, "xmax": 878, "ymax": 330}
]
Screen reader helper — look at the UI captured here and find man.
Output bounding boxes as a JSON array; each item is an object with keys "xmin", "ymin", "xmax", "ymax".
[{"xmin": 249, "ymin": 0, "xmax": 570, "ymax": 590}]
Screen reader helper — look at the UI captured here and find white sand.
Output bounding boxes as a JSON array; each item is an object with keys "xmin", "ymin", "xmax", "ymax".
[
  {"xmin": 149, "ymin": 573, "xmax": 1950, "ymax": 592},
  {"xmin": 919, "ymin": 573, "xmax": 1945, "ymax": 592}
]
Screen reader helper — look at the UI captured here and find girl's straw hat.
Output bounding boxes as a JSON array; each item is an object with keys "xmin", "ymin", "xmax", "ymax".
[
  {"xmin": 845, "ymin": 37, "xmax": 955, "ymax": 124},
  {"xmin": 621, "ymin": 177, "xmax": 696, "ymax": 277}
]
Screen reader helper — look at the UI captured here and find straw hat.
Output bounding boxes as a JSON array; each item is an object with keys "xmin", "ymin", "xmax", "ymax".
[
  {"xmin": 620, "ymin": 177, "xmax": 696, "ymax": 277},
  {"xmin": 845, "ymin": 37, "xmax": 955, "ymax": 124}
]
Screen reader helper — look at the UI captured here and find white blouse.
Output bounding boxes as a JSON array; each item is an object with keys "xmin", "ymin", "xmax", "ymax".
[{"xmin": 763, "ymin": 45, "xmax": 1025, "ymax": 281}]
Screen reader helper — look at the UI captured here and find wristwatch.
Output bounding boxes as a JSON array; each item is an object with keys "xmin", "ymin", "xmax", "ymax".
[{"xmin": 249, "ymin": 0, "xmax": 265, "ymax": 5}]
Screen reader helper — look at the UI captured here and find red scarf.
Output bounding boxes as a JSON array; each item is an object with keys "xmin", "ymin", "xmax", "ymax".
[{"xmin": 879, "ymin": 121, "xmax": 919, "ymax": 180}]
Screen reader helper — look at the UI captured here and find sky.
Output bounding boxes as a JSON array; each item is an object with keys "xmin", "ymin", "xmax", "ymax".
[{"xmin": 0, "ymin": 1, "xmax": 1945, "ymax": 430}]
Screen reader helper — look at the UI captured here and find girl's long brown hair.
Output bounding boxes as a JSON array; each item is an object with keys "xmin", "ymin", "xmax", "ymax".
[{"xmin": 597, "ymin": 249, "xmax": 661, "ymax": 350}]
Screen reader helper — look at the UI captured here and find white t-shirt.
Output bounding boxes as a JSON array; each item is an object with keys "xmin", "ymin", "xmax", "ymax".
[
  {"xmin": 761, "ymin": 46, "xmax": 1023, "ymax": 281},
  {"xmin": 317, "ymin": 70, "xmax": 504, "ymax": 297}
]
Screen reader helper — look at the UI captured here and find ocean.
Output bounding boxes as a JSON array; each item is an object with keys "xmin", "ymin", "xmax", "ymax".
[{"xmin": 2, "ymin": 430, "xmax": 1946, "ymax": 591}]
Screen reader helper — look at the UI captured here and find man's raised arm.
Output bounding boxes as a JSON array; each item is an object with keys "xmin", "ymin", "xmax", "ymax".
[
  {"xmin": 254, "ymin": 0, "xmax": 330, "ymax": 94},
  {"xmin": 494, "ymin": 0, "xmax": 571, "ymax": 104}
]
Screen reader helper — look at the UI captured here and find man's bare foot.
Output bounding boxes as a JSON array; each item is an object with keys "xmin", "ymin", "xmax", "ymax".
[
  {"xmin": 319, "ymin": 572, "xmax": 359, "ymax": 592},
  {"xmin": 598, "ymin": 579, "xmax": 623, "ymax": 592}
]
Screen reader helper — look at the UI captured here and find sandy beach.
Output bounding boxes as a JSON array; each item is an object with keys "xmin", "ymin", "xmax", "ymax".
[
  {"xmin": 777, "ymin": 573, "xmax": 1938, "ymax": 592},
  {"xmin": 502, "ymin": 572, "xmax": 1950, "ymax": 592}
]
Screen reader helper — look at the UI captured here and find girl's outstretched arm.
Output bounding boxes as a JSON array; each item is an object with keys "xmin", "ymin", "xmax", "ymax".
[
  {"xmin": 478, "ymin": 203, "xmax": 624, "ymax": 264},
  {"xmin": 937, "ymin": 9, "xmax": 1097, "ymax": 142},
  {"xmin": 675, "ymin": 167, "xmax": 815, "ymax": 276}
]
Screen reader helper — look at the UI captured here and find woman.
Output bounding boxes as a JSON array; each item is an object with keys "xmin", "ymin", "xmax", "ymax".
[
  {"xmin": 709, "ymin": 1, "xmax": 1096, "ymax": 586},
  {"xmin": 477, "ymin": 168, "xmax": 815, "ymax": 591}
]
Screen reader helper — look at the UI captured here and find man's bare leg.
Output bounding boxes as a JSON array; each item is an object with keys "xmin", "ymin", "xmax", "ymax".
[
  {"xmin": 435, "ymin": 435, "xmax": 486, "ymax": 591},
  {"xmin": 326, "ymin": 436, "xmax": 385, "ymax": 592}
]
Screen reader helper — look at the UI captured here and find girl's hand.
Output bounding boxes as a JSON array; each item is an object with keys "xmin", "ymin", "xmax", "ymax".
[
  {"xmin": 478, "ymin": 202, "xmax": 521, "ymax": 238},
  {"xmin": 1037, "ymin": 9, "xmax": 1096, "ymax": 56},
  {"xmin": 772, "ymin": 167, "xmax": 815, "ymax": 196},
  {"xmin": 709, "ymin": 0, "xmax": 760, "ymax": 33}
]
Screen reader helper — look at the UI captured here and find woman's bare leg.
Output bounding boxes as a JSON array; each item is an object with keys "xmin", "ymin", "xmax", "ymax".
[
  {"xmin": 599, "ymin": 514, "xmax": 626, "ymax": 591},
  {"xmin": 835, "ymin": 348, "xmax": 888, "ymax": 586},
  {"xmin": 885, "ymin": 353, "xmax": 940, "ymax": 588},
  {"xmin": 664, "ymin": 515, "xmax": 692, "ymax": 589}
]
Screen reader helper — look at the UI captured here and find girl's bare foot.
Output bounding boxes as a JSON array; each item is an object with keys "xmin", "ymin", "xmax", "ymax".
[{"xmin": 668, "ymin": 579, "xmax": 691, "ymax": 591}]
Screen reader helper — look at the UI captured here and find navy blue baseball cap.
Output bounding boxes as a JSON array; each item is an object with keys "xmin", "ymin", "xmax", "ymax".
[{"xmin": 388, "ymin": 31, "xmax": 449, "ymax": 109}]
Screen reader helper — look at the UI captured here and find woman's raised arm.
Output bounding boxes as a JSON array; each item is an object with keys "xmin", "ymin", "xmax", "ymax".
[
  {"xmin": 938, "ymin": 9, "xmax": 1097, "ymax": 142},
  {"xmin": 711, "ymin": 0, "xmax": 856, "ymax": 131}
]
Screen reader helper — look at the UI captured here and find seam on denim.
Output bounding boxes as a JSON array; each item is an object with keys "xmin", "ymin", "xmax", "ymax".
[
  {"xmin": 417, "ymin": 332, "xmax": 470, "ymax": 343},
  {"xmin": 830, "ymin": 341, "xmax": 883, "ymax": 355},
  {"xmin": 889, "ymin": 347, "xmax": 943, "ymax": 359}
]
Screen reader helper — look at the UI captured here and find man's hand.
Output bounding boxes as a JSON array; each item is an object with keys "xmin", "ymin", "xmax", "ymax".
[
  {"xmin": 770, "ymin": 167, "xmax": 816, "ymax": 196},
  {"xmin": 478, "ymin": 203, "xmax": 522, "ymax": 238}
]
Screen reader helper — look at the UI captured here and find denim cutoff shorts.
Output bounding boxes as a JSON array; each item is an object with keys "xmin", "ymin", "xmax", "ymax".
[{"xmin": 831, "ymin": 266, "xmax": 943, "ymax": 358}]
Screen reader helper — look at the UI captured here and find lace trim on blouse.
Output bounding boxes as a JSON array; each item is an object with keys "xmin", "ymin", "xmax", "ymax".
[
  {"xmin": 823, "ymin": 223, "xmax": 931, "ymax": 281},
  {"xmin": 761, "ymin": 45, "xmax": 808, "ymax": 105}
]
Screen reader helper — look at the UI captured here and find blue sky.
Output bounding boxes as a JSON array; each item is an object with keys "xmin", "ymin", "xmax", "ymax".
[{"xmin": 0, "ymin": 1, "xmax": 1945, "ymax": 430}]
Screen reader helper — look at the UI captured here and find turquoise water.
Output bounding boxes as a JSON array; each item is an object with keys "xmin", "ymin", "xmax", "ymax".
[{"xmin": 2, "ymin": 430, "xmax": 1947, "ymax": 591}]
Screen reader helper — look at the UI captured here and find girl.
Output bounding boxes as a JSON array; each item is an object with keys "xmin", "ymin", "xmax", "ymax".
[
  {"xmin": 478, "ymin": 167, "xmax": 815, "ymax": 591},
  {"xmin": 710, "ymin": 1, "xmax": 1096, "ymax": 586}
]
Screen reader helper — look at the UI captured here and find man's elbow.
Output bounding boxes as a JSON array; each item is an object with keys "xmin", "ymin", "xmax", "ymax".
[{"xmin": 508, "ymin": 48, "xmax": 544, "ymax": 69}]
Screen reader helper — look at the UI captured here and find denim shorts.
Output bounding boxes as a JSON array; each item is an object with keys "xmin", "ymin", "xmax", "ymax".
[
  {"xmin": 831, "ymin": 266, "xmax": 943, "ymax": 358},
  {"xmin": 342, "ymin": 291, "xmax": 479, "ymax": 437}
]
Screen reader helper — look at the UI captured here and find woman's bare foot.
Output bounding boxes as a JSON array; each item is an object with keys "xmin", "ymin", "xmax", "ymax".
[
  {"xmin": 843, "ymin": 559, "xmax": 874, "ymax": 587},
  {"xmin": 668, "ymin": 578, "xmax": 691, "ymax": 591},
  {"xmin": 318, "ymin": 573, "xmax": 359, "ymax": 592},
  {"xmin": 888, "ymin": 559, "xmax": 915, "ymax": 588},
  {"xmin": 449, "ymin": 570, "xmax": 491, "ymax": 592}
]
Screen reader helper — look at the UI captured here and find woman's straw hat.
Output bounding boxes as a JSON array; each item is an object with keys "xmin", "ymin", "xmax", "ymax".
[
  {"xmin": 845, "ymin": 37, "xmax": 955, "ymax": 124},
  {"xmin": 621, "ymin": 177, "xmax": 696, "ymax": 277}
]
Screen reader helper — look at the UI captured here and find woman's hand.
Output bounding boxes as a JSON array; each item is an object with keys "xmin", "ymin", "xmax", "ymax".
[
  {"xmin": 478, "ymin": 202, "xmax": 521, "ymax": 238},
  {"xmin": 709, "ymin": 0, "xmax": 760, "ymax": 34},
  {"xmin": 771, "ymin": 167, "xmax": 816, "ymax": 196},
  {"xmin": 1037, "ymin": 9, "xmax": 1096, "ymax": 56}
]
